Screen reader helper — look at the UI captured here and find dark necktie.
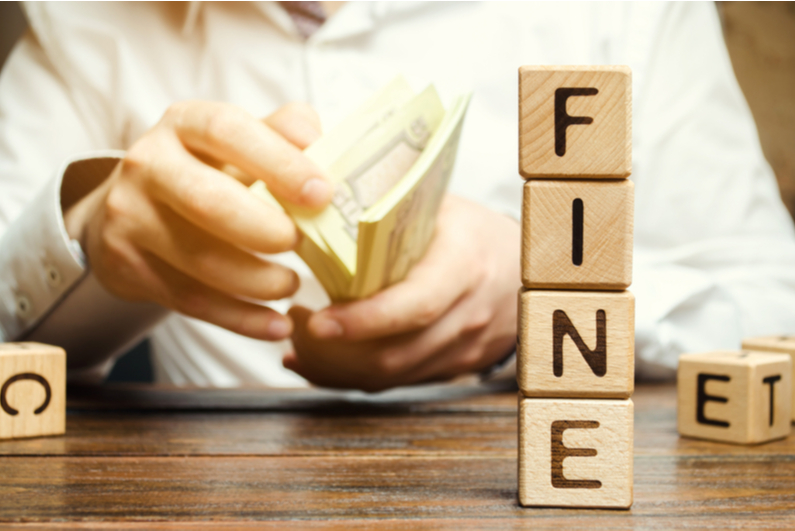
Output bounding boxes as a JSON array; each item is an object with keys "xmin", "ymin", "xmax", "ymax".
[{"xmin": 279, "ymin": 2, "xmax": 327, "ymax": 39}]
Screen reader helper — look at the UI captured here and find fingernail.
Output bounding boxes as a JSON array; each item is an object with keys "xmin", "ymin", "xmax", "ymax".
[
  {"xmin": 310, "ymin": 315, "xmax": 343, "ymax": 339},
  {"xmin": 268, "ymin": 318, "xmax": 292, "ymax": 339},
  {"xmin": 300, "ymin": 178, "xmax": 333, "ymax": 207}
]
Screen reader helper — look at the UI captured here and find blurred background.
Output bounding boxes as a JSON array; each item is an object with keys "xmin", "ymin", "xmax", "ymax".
[
  {"xmin": 1, "ymin": 2, "xmax": 793, "ymax": 215},
  {"xmin": 6, "ymin": 2, "xmax": 792, "ymax": 216},
  {"xmin": 0, "ymin": 2, "xmax": 793, "ymax": 383}
]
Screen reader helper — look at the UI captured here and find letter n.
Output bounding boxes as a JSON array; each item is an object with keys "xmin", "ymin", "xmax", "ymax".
[{"xmin": 553, "ymin": 310, "xmax": 607, "ymax": 377}]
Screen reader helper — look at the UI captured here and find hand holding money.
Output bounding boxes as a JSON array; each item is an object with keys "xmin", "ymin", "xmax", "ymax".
[
  {"xmin": 64, "ymin": 101, "xmax": 332, "ymax": 341},
  {"xmin": 250, "ymin": 77, "xmax": 472, "ymax": 301},
  {"xmin": 284, "ymin": 196, "xmax": 521, "ymax": 392}
]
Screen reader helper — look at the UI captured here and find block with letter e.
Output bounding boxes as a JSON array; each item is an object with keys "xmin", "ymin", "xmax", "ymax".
[
  {"xmin": 518, "ymin": 289, "xmax": 634, "ymax": 398},
  {"xmin": 521, "ymin": 179, "xmax": 633, "ymax": 290},
  {"xmin": 741, "ymin": 335, "xmax": 795, "ymax": 420},
  {"xmin": 0, "ymin": 342, "xmax": 65, "ymax": 440},
  {"xmin": 519, "ymin": 397, "xmax": 633, "ymax": 508},
  {"xmin": 519, "ymin": 65, "xmax": 631, "ymax": 179},
  {"xmin": 677, "ymin": 351, "xmax": 792, "ymax": 444}
]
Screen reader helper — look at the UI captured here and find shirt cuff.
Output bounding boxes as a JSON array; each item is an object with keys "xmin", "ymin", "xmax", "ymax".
[
  {"xmin": 0, "ymin": 151, "xmax": 123, "ymax": 341},
  {"xmin": 480, "ymin": 348, "xmax": 517, "ymax": 384}
]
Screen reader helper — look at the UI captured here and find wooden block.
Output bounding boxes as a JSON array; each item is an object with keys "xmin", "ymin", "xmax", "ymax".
[
  {"xmin": 0, "ymin": 342, "xmax": 65, "ymax": 439},
  {"xmin": 519, "ymin": 65, "xmax": 632, "ymax": 179},
  {"xmin": 521, "ymin": 179, "xmax": 633, "ymax": 290},
  {"xmin": 677, "ymin": 351, "xmax": 791, "ymax": 444},
  {"xmin": 519, "ymin": 397, "xmax": 633, "ymax": 508},
  {"xmin": 518, "ymin": 290, "xmax": 634, "ymax": 398},
  {"xmin": 742, "ymin": 335, "xmax": 795, "ymax": 420}
]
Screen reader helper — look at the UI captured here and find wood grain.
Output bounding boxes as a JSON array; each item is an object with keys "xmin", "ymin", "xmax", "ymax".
[
  {"xmin": 518, "ymin": 290, "xmax": 634, "ymax": 398},
  {"xmin": 519, "ymin": 66, "xmax": 632, "ymax": 179},
  {"xmin": 678, "ymin": 351, "xmax": 792, "ymax": 444},
  {"xmin": 0, "ymin": 342, "xmax": 65, "ymax": 440},
  {"xmin": 521, "ymin": 179, "xmax": 634, "ymax": 290},
  {"xmin": 743, "ymin": 335, "xmax": 795, "ymax": 419},
  {"xmin": 0, "ymin": 383, "xmax": 793, "ymax": 526},
  {"xmin": 519, "ymin": 398, "xmax": 633, "ymax": 508}
]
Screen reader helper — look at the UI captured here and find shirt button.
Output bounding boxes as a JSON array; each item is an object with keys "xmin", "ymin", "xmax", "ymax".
[
  {"xmin": 15, "ymin": 295, "xmax": 33, "ymax": 319},
  {"xmin": 45, "ymin": 265, "xmax": 62, "ymax": 288}
]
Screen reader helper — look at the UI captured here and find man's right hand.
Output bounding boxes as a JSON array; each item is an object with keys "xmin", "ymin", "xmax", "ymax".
[{"xmin": 64, "ymin": 101, "xmax": 331, "ymax": 341}]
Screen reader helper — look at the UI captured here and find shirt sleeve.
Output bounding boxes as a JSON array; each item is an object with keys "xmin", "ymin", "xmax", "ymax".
[
  {"xmin": 627, "ymin": 2, "xmax": 795, "ymax": 377},
  {"xmin": 0, "ymin": 31, "xmax": 168, "ymax": 379}
]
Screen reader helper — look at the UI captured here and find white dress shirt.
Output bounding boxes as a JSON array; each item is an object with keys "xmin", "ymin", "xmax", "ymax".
[{"xmin": 2, "ymin": 1, "xmax": 794, "ymax": 386}]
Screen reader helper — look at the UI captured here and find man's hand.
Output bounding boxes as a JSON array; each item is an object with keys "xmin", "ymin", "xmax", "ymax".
[
  {"xmin": 284, "ymin": 195, "xmax": 520, "ymax": 392},
  {"xmin": 64, "ymin": 101, "xmax": 331, "ymax": 341}
]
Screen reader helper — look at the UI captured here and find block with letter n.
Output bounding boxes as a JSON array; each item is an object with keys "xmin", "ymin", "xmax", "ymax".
[
  {"xmin": 518, "ymin": 397, "xmax": 633, "ymax": 508},
  {"xmin": 677, "ymin": 351, "xmax": 792, "ymax": 444},
  {"xmin": 518, "ymin": 289, "xmax": 634, "ymax": 398},
  {"xmin": 519, "ymin": 65, "xmax": 632, "ymax": 179}
]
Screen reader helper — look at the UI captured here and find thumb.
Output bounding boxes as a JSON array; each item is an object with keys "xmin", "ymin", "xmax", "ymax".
[{"xmin": 263, "ymin": 102, "xmax": 323, "ymax": 150}]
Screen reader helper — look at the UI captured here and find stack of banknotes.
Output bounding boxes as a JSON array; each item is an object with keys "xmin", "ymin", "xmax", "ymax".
[{"xmin": 250, "ymin": 77, "xmax": 472, "ymax": 301}]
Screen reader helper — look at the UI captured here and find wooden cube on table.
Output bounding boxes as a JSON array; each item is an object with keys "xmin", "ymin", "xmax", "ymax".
[
  {"xmin": 742, "ymin": 336, "xmax": 795, "ymax": 421},
  {"xmin": 518, "ymin": 289, "xmax": 634, "ymax": 398},
  {"xmin": 677, "ymin": 351, "xmax": 791, "ymax": 444},
  {"xmin": 519, "ymin": 66, "xmax": 632, "ymax": 180},
  {"xmin": 519, "ymin": 397, "xmax": 633, "ymax": 508},
  {"xmin": 0, "ymin": 342, "xmax": 65, "ymax": 440},
  {"xmin": 521, "ymin": 179, "xmax": 634, "ymax": 290}
]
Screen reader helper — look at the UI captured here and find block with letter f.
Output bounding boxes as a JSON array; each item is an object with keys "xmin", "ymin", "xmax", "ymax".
[{"xmin": 519, "ymin": 65, "xmax": 632, "ymax": 179}]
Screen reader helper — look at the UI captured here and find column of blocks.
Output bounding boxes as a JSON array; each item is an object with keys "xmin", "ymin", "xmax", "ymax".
[
  {"xmin": 0, "ymin": 342, "xmax": 65, "ymax": 440},
  {"xmin": 517, "ymin": 65, "xmax": 634, "ymax": 509}
]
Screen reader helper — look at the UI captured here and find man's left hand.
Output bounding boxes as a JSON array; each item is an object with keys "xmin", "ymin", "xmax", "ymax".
[{"xmin": 283, "ymin": 195, "xmax": 520, "ymax": 392}]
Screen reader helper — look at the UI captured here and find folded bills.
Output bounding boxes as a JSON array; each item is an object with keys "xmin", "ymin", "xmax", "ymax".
[{"xmin": 250, "ymin": 77, "xmax": 471, "ymax": 301}]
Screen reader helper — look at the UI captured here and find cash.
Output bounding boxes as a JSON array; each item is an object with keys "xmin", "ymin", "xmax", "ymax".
[{"xmin": 250, "ymin": 78, "xmax": 471, "ymax": 300}]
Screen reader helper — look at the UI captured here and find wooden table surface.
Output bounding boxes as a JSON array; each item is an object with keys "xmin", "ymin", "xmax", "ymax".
[{"xmin": 0, "ymin": 381, "xmax": 793, "ymax": 529}]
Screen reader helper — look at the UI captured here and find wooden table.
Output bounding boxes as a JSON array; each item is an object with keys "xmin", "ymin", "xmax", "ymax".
[{"xmin": 0, "ymin": 382, "xmax": 793, "ymax": 528}]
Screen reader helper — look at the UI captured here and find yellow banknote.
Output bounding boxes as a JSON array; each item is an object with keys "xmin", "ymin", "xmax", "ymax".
[{"xmin": 249, "ymin": 78, "xmax": 471, "ymax": 301}]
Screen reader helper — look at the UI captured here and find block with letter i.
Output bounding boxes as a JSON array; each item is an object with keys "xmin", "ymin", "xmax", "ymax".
[
  {"xmin": 517, "ymin": 65, "xmax": 634, "ymax": 509},
  {"xmin": 0, "ymin": 342, "xmax": 65, "ymax": 440},
  {"xmin": 677, "ymin": 351, "xmax": 791, "ymax": 444}
]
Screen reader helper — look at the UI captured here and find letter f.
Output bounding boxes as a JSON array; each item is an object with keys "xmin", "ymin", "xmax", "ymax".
[{"xmin": 555, "ymin": 87, "xmax": 598, "ymax": 156}]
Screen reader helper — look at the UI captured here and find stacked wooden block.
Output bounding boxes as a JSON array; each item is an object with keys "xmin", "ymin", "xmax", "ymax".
[{"xmin": 517, "ymin": 66, "xmax": 634, "ymax": 508}]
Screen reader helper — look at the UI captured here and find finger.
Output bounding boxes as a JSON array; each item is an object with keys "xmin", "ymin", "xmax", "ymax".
[
  {"xmin": 167, "ymin": 100, "xmax": 332, "ymax": 208},
  {"xmin": 146, "ymin": 253, "xmax": 294, "ymax": 341},
  {"xmin": 134, "ymin": 141, "xmax": 299, "ymax": 254},
  {"xmin": 282, "ymin": 350, "xmax": 300, "ymax": 374},
  {"xmin": 404, "ymin": 331, "xmax": 488, "ymax": 385},
  {"xmin": 262, "ymin": 102, "xmax": 322, "ymax": 149},
  {"xmin": 380, "ymin": 297, "xmax": 516, "ymax": 386},
  {"xmin": 288, "ymin": 305, "xmax": 438, "ymax": 392},
  {"xmin": 136, "ymin": 202, "xmax": 299, "ymax": 301},
  {"xmin": 284, "ymin": 306, "xmax": 357, "ymax": 388},
  {"xmin": 306, "ymin": 233, "xmax": 472, "ymax": 341}
]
